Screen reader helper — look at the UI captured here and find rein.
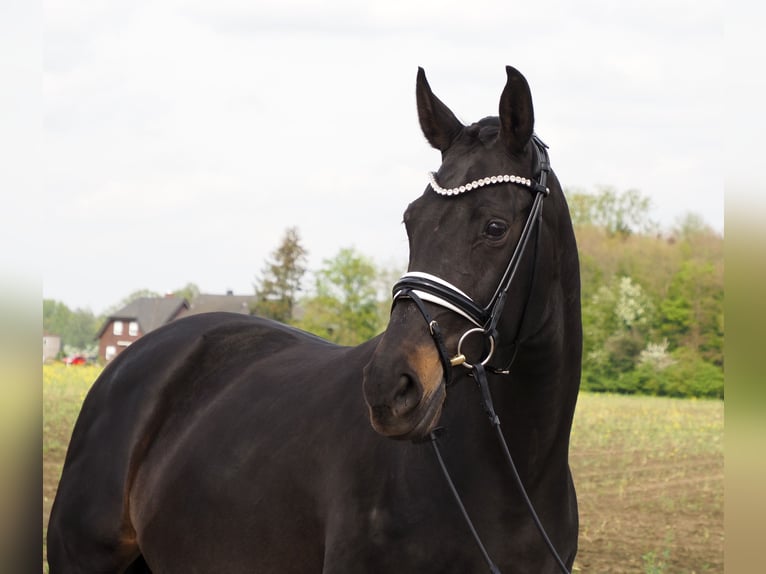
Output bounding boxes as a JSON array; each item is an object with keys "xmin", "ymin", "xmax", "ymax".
[{"xmin": 392, "ymin": 135, "xmax": 571, "ymax": 574}]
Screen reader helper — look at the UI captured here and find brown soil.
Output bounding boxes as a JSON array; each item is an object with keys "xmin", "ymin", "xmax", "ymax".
[{"xmin": 571, "ymin": 449, "xmax": 723, "ymax": 573}]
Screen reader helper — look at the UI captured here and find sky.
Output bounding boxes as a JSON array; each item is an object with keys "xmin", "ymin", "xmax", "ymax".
[{"xmin": 36, "ymin": 0, "xmax": 725, "ymax": 315}]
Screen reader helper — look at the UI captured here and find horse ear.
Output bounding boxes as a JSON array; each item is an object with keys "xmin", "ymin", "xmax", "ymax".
[
  {"xmin": 499, "ymin": 66, "xmax": 535, "ymax": 154},
  {"xmin": 416, "ymin": 67, "xmax": 463, "ymax": 152}
]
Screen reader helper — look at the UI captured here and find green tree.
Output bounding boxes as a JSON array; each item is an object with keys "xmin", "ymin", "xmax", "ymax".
[
  {"xmin": 567, "ymin": 186, "xmax": 657, "ymax": 236},
  {"xmin": 374, "ymin": 263, "xmax": 406, "ymax": 331},
  {"xmin": 43, "ymin": 299, "xmax": 100, "ymax": 351},
  {"xmin": 172, "ymin": 282, "xmax": 200, "ymax": 302},
  {"xmin": 658, "ymin": 260, "xmax": 723, "ymax": 366},
  {"xmin": 674, "ymin": 212, "xmax": 714, "ymax": 240},
  {"xmin": 253, "ymin": 227, "xmax": 308, "ymax": 323},
  {"xmin": 623, "ymin": 347, "xmax": 723, "ymax": 398},
  {"xmin": 582, "ymin": 276, "xmax": 654, "ymax": 390},
  {"xmin": 571, "ymin": 188, "xmax": 723, "ymax": 397},
  {"xmin": 298, "ymin": 248, "xmax": 381, "ymax": 345}
]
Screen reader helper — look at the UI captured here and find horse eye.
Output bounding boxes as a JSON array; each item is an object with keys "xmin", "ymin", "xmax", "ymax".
[{"xmin": 484, "ymin": 220, "xmax": 509, "ymax": 239}]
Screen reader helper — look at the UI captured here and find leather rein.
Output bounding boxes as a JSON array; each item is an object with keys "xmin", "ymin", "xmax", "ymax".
[{"xmin": 391, "ymin": 135, "xmax": 571, "ymax": 574}]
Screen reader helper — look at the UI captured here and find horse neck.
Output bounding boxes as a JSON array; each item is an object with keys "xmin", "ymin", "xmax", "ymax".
[
  {"xmin": 498, "ymin": 197, "xmax": 581, "ymax": 454},
  {"xmin": 445, "ymin": 274, "xmax": 581, "ymax": 486}
]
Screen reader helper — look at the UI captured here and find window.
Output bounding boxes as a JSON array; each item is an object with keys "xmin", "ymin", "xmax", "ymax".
[
  {"xmin": 105, "ymin": 346, "xmax": 117, "ymax": 361},
  {"xmin": 113, "ymin": 321, "xmax": 123, "ymax": 336},
  {"xmin": 128, "ymin": 321, "xmax": 139, "ymax": 336}
]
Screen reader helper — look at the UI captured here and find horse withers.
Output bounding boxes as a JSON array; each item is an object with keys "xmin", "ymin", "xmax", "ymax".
[{"xmin": 48, "ymin": 66, "xmax": 581, "ymax": 573}]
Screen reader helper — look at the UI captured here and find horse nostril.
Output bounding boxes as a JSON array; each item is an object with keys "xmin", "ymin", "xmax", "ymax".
[
  {"xmin": 391, "ymin": 374, "xmax": 420, "ymax": 418},
  {"xmin": 395, "ymin": 375, "xmax": 414, "ymax": 400}
]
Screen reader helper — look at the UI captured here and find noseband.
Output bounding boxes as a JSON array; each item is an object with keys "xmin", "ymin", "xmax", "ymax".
[{"xmin": 391, "ymin": 135, "xmax": 571, "ymax": 574}]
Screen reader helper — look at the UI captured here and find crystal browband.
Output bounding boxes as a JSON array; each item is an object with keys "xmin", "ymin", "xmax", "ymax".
[{"xmin": 428, "ymin": 171, "xmax": 548, "ymax": 197}]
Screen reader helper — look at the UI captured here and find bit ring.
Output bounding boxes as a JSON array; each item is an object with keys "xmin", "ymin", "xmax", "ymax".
[{"xmin": 456, "ymin": 328, "xmax": 495, "ymax": 369}]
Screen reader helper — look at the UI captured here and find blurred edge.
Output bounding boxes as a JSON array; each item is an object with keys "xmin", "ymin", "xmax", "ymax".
[
  {"xmin": 726, "ymin": 2, "xmax": 766, "ymax": 572},
  {"xmin": 0, "ymin": 0, "xmax": 762, "ymax": 572},
  {"xmin": 0, "ymin": 0, "xmax": 42, "ymax": 571},
  {"xmin": 0, "ymin": 281, "xmax": 42, "ymax": 573}
]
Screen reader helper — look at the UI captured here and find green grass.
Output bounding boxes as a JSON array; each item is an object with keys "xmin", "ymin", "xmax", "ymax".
[
  {"xmin": 43, "ymin": 364, "xmax": 101, "ymax": 574},
  {"xmin": 42, "ymin": 367, "xmax": 723, "ymax": 573}
]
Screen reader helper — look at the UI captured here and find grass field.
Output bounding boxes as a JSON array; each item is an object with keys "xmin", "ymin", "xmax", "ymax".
[
  {"xmin": 569, "ymin": 393, "xmax": 723, "ymax": 573},
  {"xmin": 43, "ymin": 364, "xmax": 723, "ymax": 573},
  {"xmin": 42, "ymin": 364, "xmax": 100, "ymax": 574}
]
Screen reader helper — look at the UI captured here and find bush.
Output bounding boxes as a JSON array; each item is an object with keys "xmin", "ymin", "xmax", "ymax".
[
  {"xmin": 584, "ymin": 348, "xmax": 723, "ymax": 399},
  {"xmin": 660, "ymin": 348, "xmax": 723, "ymax": 398}
]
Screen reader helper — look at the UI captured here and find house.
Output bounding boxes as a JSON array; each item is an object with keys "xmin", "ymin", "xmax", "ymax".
[
  {"xmin": 96, "ymin": 296, "xmax": 189, "ymax": 363},
  {"xmin": 43, "ymin": 333, "xmax": 61, "ymax": 363},
  {"xmin": 96, "ymin": 292, "xmax": 260, "ymax": 363},
  {"xmin": 178, "ymin": 291, "xmax": 259, "ymax": 318}
]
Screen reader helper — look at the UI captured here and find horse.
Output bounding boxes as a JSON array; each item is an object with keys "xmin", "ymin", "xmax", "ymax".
[{"xmin": 47, "ymin": 66, "xmax": 582, "ymax": 574}]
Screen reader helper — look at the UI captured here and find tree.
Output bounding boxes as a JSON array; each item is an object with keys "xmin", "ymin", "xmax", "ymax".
[
  {"xmin": 253, "ymin": 227, "xmax": 308, "ymax": 323},
  {"xmin": 43, "ymin": 299, "xmax": 100, "ymax": 352},
  {"xmin": 374, "ymin": 263, "xmax": 406, "ymax": 331},
  {"xmin": 658, "ymin": 260, "xmax": 723, "ymax": 366},
  {"xmin": 298, "ymin": 248, "xmax": 381, "ymax": 345},
  {"xmin": 172, "ymin": 282, "xmax": 200, "ymax": 302},
  {"xmin": 567, "ymin": 186, "xmax": 657, "ymax": 236},
  {"xmin": 581, "ymin": 276, "xmax": 655, "ymax": 390},
  {"xmin": 673, "ymin": 212, "xmax": 714, "ymax": 240},
  {"xmin": 568, "ymin": 186, "xmax": 723, "ymax": 397}
]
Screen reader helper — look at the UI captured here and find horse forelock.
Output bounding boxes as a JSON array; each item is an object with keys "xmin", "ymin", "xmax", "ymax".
[{"xmin": 462, "ymin": 117, "xmax": 500, "ymax": 147}]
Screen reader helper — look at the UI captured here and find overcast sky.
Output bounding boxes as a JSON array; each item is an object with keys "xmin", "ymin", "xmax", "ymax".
[{"xmin": 38, "ymin": 0, "xmax": 723, "ymax": 315}]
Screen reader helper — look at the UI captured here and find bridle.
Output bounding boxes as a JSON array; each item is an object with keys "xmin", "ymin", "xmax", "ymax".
[
  {"xmin": 391, "ymin": 134, "xmax": 572, "ymax": 574},
  {"xmin": 393, "ymin": 134, "xmax": 550, "ymax": 376}
]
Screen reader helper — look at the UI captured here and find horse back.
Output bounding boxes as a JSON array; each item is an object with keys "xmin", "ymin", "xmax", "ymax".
[{"xmin": 48, "ymin": 312, "xmax": 362, "ymax": 572}]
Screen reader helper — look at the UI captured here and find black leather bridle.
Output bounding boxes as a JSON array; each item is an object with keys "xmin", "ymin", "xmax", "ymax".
[
  {"xmin": 393, "ymin": 134, "xmax": 550, "ymax": 375},
  {"xmin": 391, "ymin": 134, "xmax": 571, "ymax": 574}
]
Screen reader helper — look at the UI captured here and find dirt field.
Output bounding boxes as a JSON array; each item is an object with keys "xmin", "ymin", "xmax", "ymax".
[
  {"xmin": 570, "ymin": 394, "xmax": 723, "ymax": 573},
  {"xmin": 43, "ymin": 365, "xmax": 723, "ymax": 573}
]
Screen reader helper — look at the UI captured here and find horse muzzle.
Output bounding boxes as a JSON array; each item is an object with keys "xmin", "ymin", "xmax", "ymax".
[{"xmin": 362, "ymin": 340, "xmax": 446, "ymax": 441}]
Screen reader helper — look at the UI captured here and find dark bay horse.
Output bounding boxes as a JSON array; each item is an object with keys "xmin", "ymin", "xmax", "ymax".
[{"xmin": 48, "ymin": 66, "xmax": 581, "ymax": 573}]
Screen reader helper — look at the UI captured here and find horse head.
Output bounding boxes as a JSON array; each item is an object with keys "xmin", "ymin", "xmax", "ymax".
[{"xmin": 363, "ymin": 66, "xmax": 573, "ymax": 441}]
